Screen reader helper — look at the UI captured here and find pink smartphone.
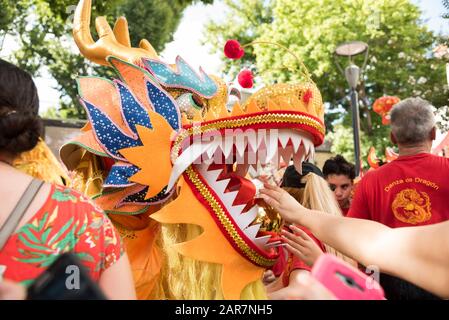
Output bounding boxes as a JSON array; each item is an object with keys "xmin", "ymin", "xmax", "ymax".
[{"xmin": 311, "ymin": 254, "xmax": 385, "ymax": 300}]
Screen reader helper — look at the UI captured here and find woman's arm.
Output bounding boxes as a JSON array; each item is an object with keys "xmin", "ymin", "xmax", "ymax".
[
  {"xmin": 260, "ymin": 184, "xmax": 449, "ymax": 298},
  {"xmin": 99, "ymin": 253, "xmax": 137, "ymax": 300},
  {"xmin": 268, "ymin": 270, "xmax": 336, "ymax": 300},
  {"xmin": 265, "ymin": 273, "xmax": 285, "ymax": 294},
  {"xmin": 267, "ymin": 269, "xmax": 308, "ymax": 300},
  {"xmin": 0, "ymin": 280, "xmax": 26, "ymax": 300}
]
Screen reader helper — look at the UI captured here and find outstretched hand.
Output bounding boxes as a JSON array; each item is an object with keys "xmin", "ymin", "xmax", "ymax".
[
  {"xmin": 282, "ymin": 225, "xmax": 324, "ymax": 267},
  {"xmin": 259, "ymin": 183, "xmax": 309, "ymax": 224}
]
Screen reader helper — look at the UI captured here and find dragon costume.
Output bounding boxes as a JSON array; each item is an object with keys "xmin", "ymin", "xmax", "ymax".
[
  {"xmin": 60, "ymin": 0, "xmax": 326, "ymax": 300},
  {"xmin": 13, "ymin": 138, "xmax": 70, "ymax": 186}
]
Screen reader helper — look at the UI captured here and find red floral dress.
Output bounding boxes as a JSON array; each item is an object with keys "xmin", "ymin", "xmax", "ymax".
[{"xmin": 0, "ymin": 184, "xmax": 124, "ymax": 287}]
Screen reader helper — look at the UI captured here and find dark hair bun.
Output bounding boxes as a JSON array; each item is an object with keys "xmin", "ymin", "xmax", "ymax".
[
  {"xmin": 0, "ymin": 111, "xmax": 43, "ymax": 153},
  {"xmin": 0, "ymin": 59, "xmax": 42, "ymax": 154}
]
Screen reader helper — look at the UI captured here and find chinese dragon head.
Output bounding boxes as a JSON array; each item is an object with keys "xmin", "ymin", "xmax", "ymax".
[{"xmin": 61, "ymin": 0, "xmax": 326, "ymax": 300}]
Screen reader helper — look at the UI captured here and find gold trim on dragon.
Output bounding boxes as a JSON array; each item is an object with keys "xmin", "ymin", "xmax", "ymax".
[{"xmin": 185, "ymin": 166, "xmax": 278, "ymax": 267}]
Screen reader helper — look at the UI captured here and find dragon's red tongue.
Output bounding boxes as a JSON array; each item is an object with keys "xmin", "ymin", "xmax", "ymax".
[
  {"xmin": 206, "ymin": 163, "xmax": 257, "ymax": 210},
  {"xmin": 225, "ymin": 172, "xmax": 256, "ymax": 209}
]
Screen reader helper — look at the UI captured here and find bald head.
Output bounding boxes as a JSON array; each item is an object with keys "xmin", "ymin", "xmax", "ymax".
[{"xmin": 390, "ymin": 97, "xmax": 436, "ymax": 146}]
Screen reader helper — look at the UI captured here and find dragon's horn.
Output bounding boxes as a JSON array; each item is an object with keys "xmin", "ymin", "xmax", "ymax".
[
  {"xmin": 139, "ymin": 39, "xmax": 158, "ymax": 57},
  {"xmin": 73, "ymin": 0, "xmax": 159, "ymax": 66},
  {"xmin": 73, "ymin": 0, "xmax": 96, "ymax": 51},
  {"xmin": 112, "ymin": 16, "xmax": 158, "ymax": 57},
  {"xmin": 113, "ymin": 17, "xmax": 131, "ymax": 48}
]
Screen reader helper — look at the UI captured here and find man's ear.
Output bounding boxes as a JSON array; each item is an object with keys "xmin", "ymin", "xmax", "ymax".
[
  {"xmin": 430, "ymin": 127, "xmax": 437, "ymax": 141},
  {"xmin": 390, "ymin": 131, "xmax": 397, "ymax": 145}
]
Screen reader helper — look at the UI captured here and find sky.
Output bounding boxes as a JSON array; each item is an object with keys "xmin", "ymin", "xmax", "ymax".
[{"xmin": 1, "ymin": 0, "xmax": 447, "ymax": 113}]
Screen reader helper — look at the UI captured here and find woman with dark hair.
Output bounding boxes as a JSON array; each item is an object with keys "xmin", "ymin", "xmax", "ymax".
[{"xmin": 0, "ymin": 59, "xmax": 136, "ymax": 299}]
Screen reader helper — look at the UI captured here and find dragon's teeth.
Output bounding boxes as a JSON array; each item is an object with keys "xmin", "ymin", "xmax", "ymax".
[
  {"xmin": 279, "ymin": 146, "xmax": 293, "ymax": 165},
  {"xmin": 270, "ymin": 150, "xmax": 280, "ymax": 168},
  {"xmin": 302, "ymin": 137, "xmax": 311, "ymax": 156},
  {"xmin": 214, "ymin": 178, "xmax": 231, "ymax": 194},
  {"xmin": 291, "ymin": 134, "xmax": 302, "ymax": 152},
  {"xmin": 246, "ymin": 149, "xmax": 257, "ymax": 167},
  {"xmin": 220, "ymin": 136, "xmax": 234, "ymax": 159},
  {"xmin": 235, "ymin": 136, "xmax": 247, "ymax": 158},
  {"xmin": 207, "ymin": 136, "xmax": 221, "ymax": 158},
  {"xmin": 203, "ymin": 157, "xmax": 213, "ymax": 165},
  {"xmin": 257, "ymin": 130, "xmax": 267, "ymax": 149},
  {"xmin": 235, "ymin": 206, "xmax": 258, "ymax": 230},
  {"xmin": 308, "ymin": 146, "xmax": 316, "ymax": 161},
  {"xmin": 244, "ymin": 224, "xmax": 261, "ymax": 240},
  {"xmin": 278, "ymin": 130, "xmax": 290, "ymax": 149},
  {"xmin": 167, "ymin": 140, "xmax": 213, "ymax": 191},
  {"xmin": 203, "ymin": 168, "xmax": 222, "ymax": 183},
  {"xmin": 246, "ymin": 134, "xmax": 258, "ymax": 152},
  {"xmin": 293, "ymin": 147, "xmax": 305, "ymax": 174},
  {"xmin": 311, "ymin": 147, "xmax": 315, "ymax": 160},
  {"xmin": 221, "ymin": 190, "xmax": 239, "ymax": 207},
  {"xmin": 254, "ymin": 235, "xmax": 272, "ymax": 248},
  {"xmin": 232, "ymin": 204, "xmax": 247, "ymax": 215},
  {"xmin": 265, "ymin": 131, "xmax": 278, "ymax": 163}
]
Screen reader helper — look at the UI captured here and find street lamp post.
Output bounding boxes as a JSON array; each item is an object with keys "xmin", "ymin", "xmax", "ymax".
[{"xmin": 335, "ymin": 41, "xmax": 369, "ymax": 177}]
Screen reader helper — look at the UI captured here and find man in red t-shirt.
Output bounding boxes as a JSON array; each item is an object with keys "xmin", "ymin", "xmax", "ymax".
[
  {"xmin": 348, "ymin": 97, "xmax": 447, "ymax": 299},
  {"xmin": 348, "ymin": 98, "xmax": 449, "ymax": 227}
]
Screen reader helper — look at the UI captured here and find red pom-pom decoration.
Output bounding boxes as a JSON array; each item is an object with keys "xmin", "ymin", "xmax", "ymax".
[
  {"xmin": 224, "ymin": 39, "xmax": 245, "ymax": 60},
  {"xmin": 302, "ymin": 89, "xmax": 313, "ymax": 104},
  {"xmin": 238, "ymin": 69, "xmax": 254, "ymax": 89}
]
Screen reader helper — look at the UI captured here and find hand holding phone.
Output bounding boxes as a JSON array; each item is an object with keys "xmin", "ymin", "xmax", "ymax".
[{"xmin": 311, "ymin": 254, "xmax": 385, "ymax": 300}]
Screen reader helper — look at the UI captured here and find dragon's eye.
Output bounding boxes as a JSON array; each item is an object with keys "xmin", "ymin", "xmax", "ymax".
[
  {"xmin": 226, "ymin": 85, "xmax": 242, "ymax": 110},
  {"xmin": 176, "ymin": 92, "xmax": 205, "ymax": 118},
  {"xmin": 229, "ymin": 87, "xmax": 241, "ymax": 100}
]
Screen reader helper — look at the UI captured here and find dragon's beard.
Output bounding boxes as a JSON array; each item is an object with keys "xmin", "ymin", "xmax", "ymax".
[{"xmin": 158, "ymin": 223, "xmax": 267, "ymax": 300}]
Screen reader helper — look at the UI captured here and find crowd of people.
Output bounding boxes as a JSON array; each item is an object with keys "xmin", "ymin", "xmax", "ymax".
[
  {"xmin": 1, "ymin": 55, "xmax": 449, "ymax": 301},
  {"xmin": 260, "ymin": 97, "xmax": 449, "ymax": 300}
]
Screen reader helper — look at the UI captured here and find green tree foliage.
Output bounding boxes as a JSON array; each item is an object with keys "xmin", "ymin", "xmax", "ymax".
[
  {"xmin": 0, "ymin": 0, "xmax": 16, "ymax": 31},
  {"xmin": 443, "ymin": 0, "xmax": 449, "ymax": 18},
  {"xmin": 205, "ymin": 0, "xmax": 448, "ymax": 166},
  {"xmin": 1, "ymin": 0, "xmax": 212, "ymax": 119}
]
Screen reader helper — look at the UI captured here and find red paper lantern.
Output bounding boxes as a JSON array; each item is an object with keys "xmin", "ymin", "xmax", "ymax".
[
  {"xmin": 373, "ymin": 96, "xmax": 400, "ymax": 115},
  {"xmin": 373, "ymin": 96, "xmax": 400, "ymax": 125},
  {"xmin": 224, "ymin": 39, "xmax": 245, "ymax": 60},
  {"xmin": 238, "ymin": 69, "xmax": 254, "ymax": 89}
]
